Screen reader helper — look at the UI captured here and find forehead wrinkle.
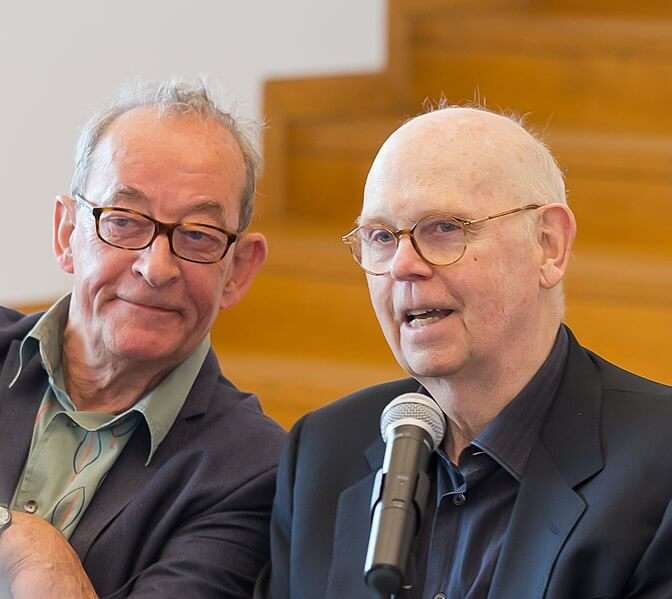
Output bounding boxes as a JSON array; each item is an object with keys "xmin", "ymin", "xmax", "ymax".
[
  {"xmin": 98, "ymin": 184, "xmax": 227, "ymax": 225},
  {"xmin": 89, "ymin": 107, "xmax": 247, "ymax": 194},
  {"xmin": 181, "ymin": 200, "xmax": 226, "ymax": 221}
]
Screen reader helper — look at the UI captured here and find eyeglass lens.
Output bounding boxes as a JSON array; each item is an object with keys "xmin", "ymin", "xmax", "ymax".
[
  {"xmin": 356, "ymin": 215, "xmax": 466, "ymax": 273},
  {"xmin": 98, "ymin": 209, "xmax": 230, "ymax": 263}
]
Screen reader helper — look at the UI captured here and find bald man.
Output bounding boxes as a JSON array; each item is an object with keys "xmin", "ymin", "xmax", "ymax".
[{"xmin": 256, "ymin": 108, "xmax": 672, "ymax": 599}]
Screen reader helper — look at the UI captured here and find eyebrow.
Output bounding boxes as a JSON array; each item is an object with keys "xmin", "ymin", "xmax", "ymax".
[
  {"xmin": 106, "ymin": 186, "xmax": 226, "ymax": 220},
  {"xmin": 356, "ymin": 209, "xmax": 475, "ymax": 227}
]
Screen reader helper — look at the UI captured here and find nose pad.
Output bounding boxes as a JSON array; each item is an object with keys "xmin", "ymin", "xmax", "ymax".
[
  {"xmin": 396, "ymin": 234, "xmax": 424, "ymax": 260},
  {"xmin": 389, "ymin": 235, "xmax": 432, "ymax": 278}
]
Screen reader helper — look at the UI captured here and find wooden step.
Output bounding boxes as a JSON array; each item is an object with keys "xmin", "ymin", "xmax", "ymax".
[{"xmin": 410, "ymin": 13, "xmax": 672, "ymax": 135}]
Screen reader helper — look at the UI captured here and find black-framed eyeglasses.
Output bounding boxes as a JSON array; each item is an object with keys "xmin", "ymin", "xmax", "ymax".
[
  {"xmin": 74, "ymin": 194, "xmax": 238, "ymax": 264},
  {"xmin": 341, "ymin": 204, "xmax": 542, "ymax": 275}
]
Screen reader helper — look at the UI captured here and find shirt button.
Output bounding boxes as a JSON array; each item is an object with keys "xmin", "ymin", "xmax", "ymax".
[
  {"xmin": 453, "ymin": 493, "xmax": 467, "ymax": 506},
  {"xmin": 434, "ymin": 593, "xmax": 447, "ymax": 599},
  {"xmin": 24, "ymin": 500, "xmax": 38, "ymax": 514}
]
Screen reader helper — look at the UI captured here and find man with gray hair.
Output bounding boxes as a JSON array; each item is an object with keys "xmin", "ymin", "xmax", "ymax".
[
  {"xmin": 0, "ymin": 80, "xmax": 285, "ymax": 598},
  {"xmin": 257, "ymin": 106, "xmax": 672, "ymax": 598}
]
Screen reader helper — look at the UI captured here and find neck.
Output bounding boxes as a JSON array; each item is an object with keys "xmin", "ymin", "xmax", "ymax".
[
  {"xmin": 61, "ymin": 327, "xmax": 173, "ymax": 413},
  {"xmin": 419, "ymin": 323, "xmax": 561, "ymax": 462}
]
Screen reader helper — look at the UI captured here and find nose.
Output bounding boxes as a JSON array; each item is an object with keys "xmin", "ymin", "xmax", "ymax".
[
  {"xmin": 388, "ymin": 235, "xmax": 433, "ymax": 280},
  {"xmin": 132, "ymin": 234, "xmax": 181, "ymax": 287}
]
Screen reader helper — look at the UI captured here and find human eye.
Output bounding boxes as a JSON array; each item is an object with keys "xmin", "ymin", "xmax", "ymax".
[
  {"xmin": 99, "ymin": 211, "xmax": 148, "ymax": 239},
  {"xmin": 362, "ymin": 226, "xmax": 396, "ymax": 246},
  {"xmin": 421, "ymin": 216, "xmax": 461, "ymax": 237},
  {"xmin": 107, "ymin": 215, "xmax": 135, "ymax": 228},
  {"xmin": 176, "ymin": 225, "xmax": 224, "ymax": 251},
  {"xmin": 182, "ymin": 229, "xmax": 208, "ymax": 241}
]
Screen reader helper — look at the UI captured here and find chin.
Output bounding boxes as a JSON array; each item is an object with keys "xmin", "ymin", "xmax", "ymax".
[
  {"xmin": 106, "ymin": 328, "xmax": 185, "ymax": 363},
  {"xmin": 399, "ymin": 348, "xmax": 469, "ymax": 379}
]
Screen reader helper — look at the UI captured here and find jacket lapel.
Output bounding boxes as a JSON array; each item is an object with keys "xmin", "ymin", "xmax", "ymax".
[
  {"xmin": 69, "ymin": 351, "xmax": 218, "ymax": 561},
  {"xmin": 488, "ymin": 442, "xmax": 586, "ymax": 598},
  {"xmin": 0, "ymin": 341, "xmax": 45, "ymax": 503},
  {"xmin": 69, "ymin": 419, "xmax": 157, "ymax": 560},
  {"xmin": 489, "ymin": 333, "xmax": 605, "ymax": 598},
  {"xmin": 325, "ymin": 470, "xmax": 380, "ymax": 599},
  {"xmin": 324, "ymin": 438, "xmax": 385, "ymax": 598},
  {"xmin": 326, "ymin": 437, "xmax": 423, "ymax": 599}
]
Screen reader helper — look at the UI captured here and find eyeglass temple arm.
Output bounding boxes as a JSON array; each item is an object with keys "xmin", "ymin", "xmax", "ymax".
[
  {"xmin": 73, "ymin": 193, "xmax": 96, "ymax": 210},
  {"xmin": 460, "ymin": 204, "xmax": 542, "ymax": 227}
]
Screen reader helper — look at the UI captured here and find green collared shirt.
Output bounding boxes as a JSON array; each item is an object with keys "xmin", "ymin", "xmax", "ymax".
[{"xmin": 9, "ymin": 295, "xmax": 210, "ymax": 538}]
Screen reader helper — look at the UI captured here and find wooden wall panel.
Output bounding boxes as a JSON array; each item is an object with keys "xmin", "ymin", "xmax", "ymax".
[
  {"xmin": 412, "ymin": 55, "xmax": 672, "ymax": 135},
  {"xmin": 565, "ymin": 301, "xmax": 672, "ymax": 385}
]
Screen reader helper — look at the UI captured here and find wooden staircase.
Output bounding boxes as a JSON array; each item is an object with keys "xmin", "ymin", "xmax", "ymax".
[{"xmin": 215, "ymin": 0, "xmax": 672, "ymax": 428}]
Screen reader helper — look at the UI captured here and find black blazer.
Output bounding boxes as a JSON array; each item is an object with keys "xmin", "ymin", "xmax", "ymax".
[
  {"xmin": 0, "ymin": 306, "xmax": 286, "ymax": 599},
  {"xmin": 258, "ymin": 330, "xmax": 672, "ymax": 599}
]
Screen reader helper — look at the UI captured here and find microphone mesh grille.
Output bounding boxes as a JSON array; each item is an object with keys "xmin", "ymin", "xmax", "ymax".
[{"xmin": 380, "ymin": 393, "xmax": 446, "ymax": 449}]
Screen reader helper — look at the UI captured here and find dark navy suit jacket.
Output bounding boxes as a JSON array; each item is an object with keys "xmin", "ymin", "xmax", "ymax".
[
  {"xmin": 258, "ymin": 330, "xmax": 672, "ymax": 599},
  {"xmin": 0, "ymin": 306, "xmax": 285, "ymax": 598}
]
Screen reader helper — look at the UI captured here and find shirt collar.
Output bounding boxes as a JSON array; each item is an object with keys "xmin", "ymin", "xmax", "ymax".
[
  {"xmin": 9, "ymin": 293, "xmax": 211, "ymax": 465},
  {"xmin": 471, "ymin": 325, "xmax": 570, "ymax": 480},
  {"xmin": 9, "ymin": 294, "xmax": 71, "ymax": 388},
  {"xmin": 131, "ymin": 335, "xmax": 210, "ymax": 464}
]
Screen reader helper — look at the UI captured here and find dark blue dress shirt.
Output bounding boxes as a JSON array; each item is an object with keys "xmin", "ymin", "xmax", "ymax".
[{"xmin": 411, "ymin": 326, "xmax": 569, "ymax": 599}]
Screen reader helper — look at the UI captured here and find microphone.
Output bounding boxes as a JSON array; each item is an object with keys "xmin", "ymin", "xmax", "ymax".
[{"xmin": 364, "ymin": 393, "xmax": 446, "ymax": 597}]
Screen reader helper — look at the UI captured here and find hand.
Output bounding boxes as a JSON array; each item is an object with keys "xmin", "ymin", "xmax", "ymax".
[{"xmin": 0, "ymin": 512, "xmax": 98, "ymax": 599}]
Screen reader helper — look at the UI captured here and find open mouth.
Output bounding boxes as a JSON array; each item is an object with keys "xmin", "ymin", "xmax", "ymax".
[{"xmin": 404, "ymin": 308, "xmax": 453, "ymax": 328}]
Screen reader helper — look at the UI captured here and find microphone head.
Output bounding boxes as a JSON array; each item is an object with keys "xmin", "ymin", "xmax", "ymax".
[{"xmin": 380, "ymin": 392, "xmax": 446, "ymax": 450}]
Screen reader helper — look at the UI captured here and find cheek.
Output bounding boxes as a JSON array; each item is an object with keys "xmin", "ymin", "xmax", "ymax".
[
  {"xmin": 367, "ymin": 278, "xmax": 397, "ymax": 335},
  {"xmin": 462, "ymin": 256, "xmax": 538, "ymax": 327},
  {"xmin": 71, "ymin": 236, "xmax": 128, "ymax": 292},
  {"xmin": 183, "ymin": 269, "xmax": 227, "ymax": 317}
]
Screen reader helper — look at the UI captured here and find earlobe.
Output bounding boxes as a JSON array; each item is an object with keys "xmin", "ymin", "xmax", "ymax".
[
  {"xmin": 537, "ymin": 204, "xmax": 576, "ymax": 290},
  {"xmin": 219, "ymin": 233, "xmax": 268, "ymax": 310},
  {"xmin": 54, "ymin": 195, "xmax": 76, "ymax": 274}
]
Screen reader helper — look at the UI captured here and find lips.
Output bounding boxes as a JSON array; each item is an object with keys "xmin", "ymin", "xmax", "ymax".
[
  {"xmin": 403, "ymin": 308, "xmax": 454, "ymax": 328},
  {"xmin": 118, "ymin": 297, "xmax": 180, "ymax": 314}
]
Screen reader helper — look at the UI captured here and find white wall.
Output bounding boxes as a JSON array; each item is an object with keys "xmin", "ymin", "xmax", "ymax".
[{"xmin": 0, "ymin": 1, "xmax": 385, "ymax": 305}]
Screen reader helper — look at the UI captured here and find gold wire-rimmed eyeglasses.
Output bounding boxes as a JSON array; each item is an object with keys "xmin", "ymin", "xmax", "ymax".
[{"xmin": 341, "ymin": 204, "xmax": 542, "ymax": 275}]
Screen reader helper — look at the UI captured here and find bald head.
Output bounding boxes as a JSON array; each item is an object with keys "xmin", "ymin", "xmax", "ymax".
[{"xmin": 364, "ymin": 107, "xmax": 566, "ymax": 223}]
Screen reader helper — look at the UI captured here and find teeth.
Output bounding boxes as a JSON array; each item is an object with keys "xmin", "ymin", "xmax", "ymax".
[
  {"xmin": 407, "ymin": 309, "xmax": 432, "ymax": 317},
  {"xmin": 408, "ymin": 314, "xmax": 445, "ymax": 328},
  {"xmin": 405, "ymin": 308, "xmax": 452, "ymax": 327}
]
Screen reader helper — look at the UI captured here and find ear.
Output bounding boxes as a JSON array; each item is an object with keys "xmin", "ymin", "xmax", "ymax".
[
  {"xmin": 536, "ymin": 203, "xmax": 576, "ymax": 289},
  {"xmin": 219, "ymin": 232, "xmax": 268, "ymax": 310},
  {"xmin": 53, "ymin": 195, "xmax": 76, "ymax": 274}
]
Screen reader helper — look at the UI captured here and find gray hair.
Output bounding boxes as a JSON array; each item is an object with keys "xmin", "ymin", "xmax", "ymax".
[{"xmin": 71, "ymin": 79, "xmax": 261, "ymax": 230}]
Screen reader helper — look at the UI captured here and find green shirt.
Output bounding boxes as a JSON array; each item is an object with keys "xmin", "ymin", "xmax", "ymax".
[{"xmin": 9, "ymin": 295, "xmax": 210, "ymax": 538}]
